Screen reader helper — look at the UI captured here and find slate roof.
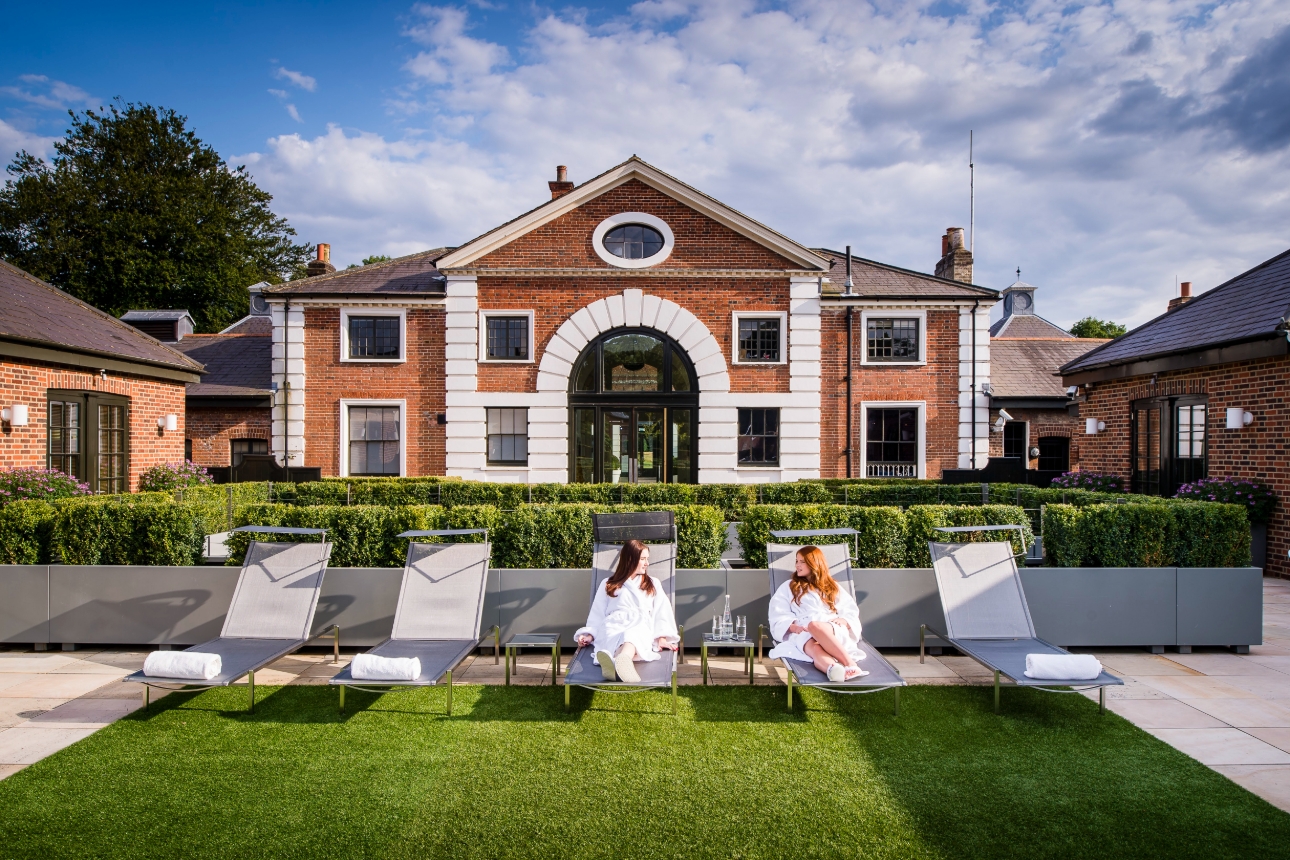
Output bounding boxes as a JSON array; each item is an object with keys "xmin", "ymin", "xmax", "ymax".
[
  {"xmin": 0, "ymin": 258, "xmax": 203, "ymax": 374},
  {"xmin": 220, "ymin": 315, "xmax": 272, "ymax": 336},
  {"xmin": 1062, "ymin": 247, "xmax": 1290, "ymax": 374},
  {"xmin": 170, "ymin": 332, "xmax": 272, "ymax": 399},
  {"xmin": 990, "ymin": 313, "xmax": 1072, "ymax": 338},
  {"xmin": 990, "ymin": 338, "xmax": 1108, "ymax": 399},
  {"xmin": 814, "ymin": 250, "xmax": 997, "ymax": 299},
  {"xmin": 120, "ymin": 309, "xmax": 194, "ymax": 323},
  {"xmin": 264, "ymin": 249, "xmax": 450, "ymax": 296}
]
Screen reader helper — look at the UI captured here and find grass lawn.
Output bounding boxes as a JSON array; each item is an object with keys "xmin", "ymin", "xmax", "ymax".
[{"xmin": 1, "ymin": 684, "xmax": 1288, "ymax": 859}]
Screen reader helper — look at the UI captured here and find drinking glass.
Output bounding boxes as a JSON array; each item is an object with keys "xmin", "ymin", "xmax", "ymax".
[
  {"xmin": 711, "ymin": 615, "xmax": 718, "ymax": 637},
  {"xmin": 736, "ymin": 616, "xmax": 746, "ymax": 641}
]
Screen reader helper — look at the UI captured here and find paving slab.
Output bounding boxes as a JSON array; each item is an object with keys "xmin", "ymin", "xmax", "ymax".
[
  {"xmin": 1149, "ymin": 728, "xmax": 1290, "ymax": 766},
  {"xmin": 1212, "ymin": 765, "xmax": 1290, "ymax": 811},
  {"xmin": 1099, "ymin": 654, "xmax": 1202, "ymax": 677},
  {"xmin": 0, "ymin": 673, "xmax": 121, "ymax": 700},
  {"xmin": 1165, "ymin": 653, "xmax": 1283, "ymax": 676},
  {"xmin": 0, "ymin": 763, "xmax": 27, "ymax": 780},
  {"xmin": 1182, "ymin": 698, "xmax": 1290, "ymax": 728},
  {"xmin": 28, "ymin": 698, "xmax": 141, "ymax": 728},
  {"xmin": 1106, "ymin": 699, "xmax": 1227, "ymax": 729},
  {"xmin": 0, "ymin": 726, "xmax": 99, "ymax": 765},
  {"xmin": 0, "ymin": 655, "xmax": 81, "ymax": 673},
  {"xmin": 1217, "ymin": 674, "xmax": 1290, "ymax": 699},
  {"xmin": 888, "ymin": 656, "xmax": 959, "ymax": 678},
  {"xmin": 1136, "ymin": 675, "xmax": 1260, "ymax": 700}
]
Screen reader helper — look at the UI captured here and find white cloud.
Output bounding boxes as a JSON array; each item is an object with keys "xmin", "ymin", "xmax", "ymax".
[
  {"xmin": 240, "ymin": 1, "xmax": 1290, "ymax": 327},
  {"xmin": 267, "ymin": 88, "xmax": 288, "ymax": 99},
  {"xmin": 1, "ymin": 75, "xmax": 99, "ymax": 111},
  {"xmin": 0, "ymin": 118, "xmax": 57, "ymax": 161},
  {"xmin": 285, "ymin": 104, "xmax": 302, "ymax": 123},
  {"xmin": 273, "ymin": 66, "xmax": 317, "ymax": 92}
]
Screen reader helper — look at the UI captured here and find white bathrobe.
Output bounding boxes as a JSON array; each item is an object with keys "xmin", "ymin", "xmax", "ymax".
[
  {"xmin": 766, "ymin": 581, "xmax": 865, "ymax": 664},
  {"xmin": 575, "ymin": 574, "xmax": 679, "ymax": 662}
]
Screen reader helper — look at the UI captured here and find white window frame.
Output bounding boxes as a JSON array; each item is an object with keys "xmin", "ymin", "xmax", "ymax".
[
  {"xmin": 479, "ymin": 310, "xmax": 536, "ymax": 363},
  {"xmin": 591, "ymin": 212, "xmax": 675, "ymax": 269},
  {"xmin": 339, "ymin": 399, "xmax": 407, "ymax": 477},
  {"xmin": 485, "ymin": 407, "xmax": 530, "ymax": 465},
  {"xmin": 735, "ymin": 406, "xmax": 782, "ymax": 468},
  {"xmin": 731, "ymin": 311, "xmax": 788, "ymax": 366},
  {"xmin": 340, "ymin": 307, "xmax": 407, "ymax": 364},
  {"xmin": 859, "ymin": 400, "xmax": 926, "ymax": 479},
  {"xmin": 859, "ymin": 309, "xmax": 927, "ymax": 366}
]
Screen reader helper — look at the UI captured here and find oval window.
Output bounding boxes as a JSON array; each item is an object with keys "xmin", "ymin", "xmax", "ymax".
[{"xmin": 603, "ymin": 224, "xmax": 664, "ymax": 260}]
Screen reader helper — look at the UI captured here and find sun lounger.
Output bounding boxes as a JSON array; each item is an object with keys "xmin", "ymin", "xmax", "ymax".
[
  {"xmin": 331, "ymin": 529, "xmax": 496, "ymax": 716},
  {"xmin": 765, "ymin": 529, "xmax": 906, "ymax": 713},
  {"xmin": 125, "ymin": 526, "xmax": 335, "ymax": 712},
  {"xmin": 922, "ymin": 526, "xmax": 1123, "ymax": 713},
  {"xmin": 564, "ymin": 512, "xmax": 681, "ymax": 713}
]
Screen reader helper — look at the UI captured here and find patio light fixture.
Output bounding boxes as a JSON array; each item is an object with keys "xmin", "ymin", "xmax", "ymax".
[
  {"xmin": 1085, "ymin": 418, "xmax": 1105, "ymax": 435},
  {"xmin": 1225, "ymin": 408, "xmax": 1254, "ymax": 429},
  {"xmin": 157, "ymin": 413, "xmax": 178, "ymax": 433},
  {"xmin": 1, "ymin": 404, "xmax": 28, "ymax": 426}
]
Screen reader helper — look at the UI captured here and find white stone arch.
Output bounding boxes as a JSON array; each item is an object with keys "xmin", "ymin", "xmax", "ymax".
[{"xmin": 523, "ymin": 288, "xmax": 733, "ymax": 483}]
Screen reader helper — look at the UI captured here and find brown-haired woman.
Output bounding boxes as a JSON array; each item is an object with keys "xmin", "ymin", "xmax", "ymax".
[
  {"xmin": 767, "ymin": 546, "xmax": 867, "ymax": 682},
  {"xmin": 574, "ymin": 539, "xmax": 679, "ymax": 683}
]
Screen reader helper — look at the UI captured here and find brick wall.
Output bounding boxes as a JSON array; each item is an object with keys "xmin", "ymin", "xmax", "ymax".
[
  {"xmin": 477, "ymin": 277, "xmax": 792, "ymax": 392},
  {"xmin": 986, "ymin": 406, "xmax": 1087, "ymax": 467},
  {"xmin": 473, "ymin": 180, "xmax": 800, "ymax": 271},
  {"xmin": 1076, "ymin": 354, "xmax": 1290, "ymax": 576},
  {"xmin": 186, "ymin": 407, "xmax": 272, "ymax": 468},
  {"xmin": 302, "ymin": 306, "xmax": 446, "ymax": 477},
  {"xmin": 818, "ymin": 307, "xmax": 963, "ymax": 479},
  {"xmin": 0, "ymin": 358, "xmax": 187, "ymax": 491}
]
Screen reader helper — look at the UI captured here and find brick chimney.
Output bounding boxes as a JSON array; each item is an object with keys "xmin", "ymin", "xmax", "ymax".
[
  {"xmin": 306, "ymin": 243, "xmax": 336, "ymax": 277},
  {"xmin": 1167, "ymin": 281, "xmax": 1193, "ymax": 312},
  {"xmin": 548, "ymin": 165, "xmax": 574, "ymax": 200},
  {"xmin": 934, "ymin": 227, "xmax": 973, "ymax": 284}
]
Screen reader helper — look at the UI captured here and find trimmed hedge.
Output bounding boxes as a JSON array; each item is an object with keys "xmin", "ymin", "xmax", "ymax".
[
  {"xmin": 903, "ymin": 505, "xmax": 1034, "ymax": 568},
  {"xmin": 737, "ymin": 505, "xmax": 908, "ymax": 569},
  {"xmin": 0, "ymin": 501, "xmax": 56, "ymax": 564},
  {"xmin": 227, "ymin": 503, "xmax": 728, "ymax": 569},
  {"xmin": 1042, "ymin": 502, "xmax": 1251, "ymax": 568},
  {"xmin": 50, "ymin": 498, "xmax": 214, "ymax": 566}
]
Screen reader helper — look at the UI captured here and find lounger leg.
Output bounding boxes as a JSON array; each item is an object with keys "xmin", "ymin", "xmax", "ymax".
[
  {"xmin": 919, "ymin": 625, "xmax": 925, "ymax": 664},
  {"xmin": 758, "ymin": 625, "xmax": 764, "ymax": 662},
  {"xmin": 565, "ymin": 680, "xmax": 571, "ymax": 711},
  {"xmin": 505, "ymin": 646, "xmax": 511, "ymax": 686},
  {"xmin": 447, "ymin": 670, "xmax": 454, "ymax": 715},
  {"xmin": 701, "ymin": 643, "xmax": 708, "ymax": 686},
  {"xmin": 677, "ymin": 624, "xmax": 684, "ymax": 665},
  {"xmin": 993, "ymin": 670, "xmax": 1000, "ymax": 714},
  {"xmin": 551, "ymin": 644, "xmax": 558, "ymax": 686},
  {"xmin": 249, "ymin": 670, "xmax": 255, "ymax": 714},
  {"xmin": 787, "ymin": 672, "xmax": 794, "ymax": 711},
  {"xmin": 1100, "ymin": 686, "xmax": 1106, "ymax": 715},
  {"xmin": 893, "ymin": 687, "xmax": 900, "ymax": 716},
  {"xmin": 748, "ymin": 646, "xmax": 754, "ymax": 685},
  {"xmin": 333, "ymin": 625, "xmax": 340, "ymax": 664},
  {"xmin": 672, "ymin": 670, "xmax": 677, "ymax": 716},
  {"xmin": 143, "ymin": 685, "xmax": 149, "ymax": 712},
  {"xmin": 494, "ymin": 626, "xmax": 500, "ymax": 664},
  {"xmin": 339, "ymin": 685, "xmax": 345, "ymax": 714}
]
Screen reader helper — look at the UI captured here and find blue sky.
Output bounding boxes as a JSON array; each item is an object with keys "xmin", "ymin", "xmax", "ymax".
[{"xmin": 3, "ymin": 1, "xmax": 1290, "ymax": 328}]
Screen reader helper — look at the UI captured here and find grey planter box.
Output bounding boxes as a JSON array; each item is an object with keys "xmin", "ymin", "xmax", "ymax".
[{"xmin": 0, "ymin": 564, "xmax": 1264, "ymax": 652}]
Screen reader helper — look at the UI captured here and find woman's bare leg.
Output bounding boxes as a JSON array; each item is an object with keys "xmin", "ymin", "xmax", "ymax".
[
  {"xmin": 806, "ymin": 621, "xmax": 857, "ymax": 668},
  {"xmin": 803, "ymin": 638, "xmax": 838, "ymax": 674},
  {"xmin": 614, "ymin": 642, "xmax": 637, "ymax": 661}
]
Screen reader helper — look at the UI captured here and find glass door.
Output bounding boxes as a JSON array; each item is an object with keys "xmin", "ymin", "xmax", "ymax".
[
  {"xmin": 1131, "ymin": 401, "xmax": 1161, "ymax": 495},
  {"xmin": 669, "ymin": 408, "xmax": 693, "ymax": 484},
  {"xmin": 635, "ymin": 410, "xmax": 664, "ymax": 483},
  {"xmin": 601, "ymin": 410, "xmax": 633, "ymax": 484},
  {"xmin": 579, "ymin": 406, "xmax": 694, "ymax": 484}
]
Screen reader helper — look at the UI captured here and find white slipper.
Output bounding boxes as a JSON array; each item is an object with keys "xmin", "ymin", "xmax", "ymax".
[
  {"xmin": 826, "ymin": 663, "xmax": 846, "ymax": 683},
  {"xmin": 844, "ymin": 666, "xmax": 869, "ymax": 680},
  {"xmin": 596, "ymin": 651, "xmax": 617, "ymax": 681},
  {"xmin": 614, "ymin": 652, "xmax": 641, "ymax": 683}
]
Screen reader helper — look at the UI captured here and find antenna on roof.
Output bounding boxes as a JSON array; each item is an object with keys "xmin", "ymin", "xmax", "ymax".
[
  {"xmin": 1016, "ymin": 266, "xmax": 1020, "ymax": 281},
  {"xmin": 969, "ymin": 130, "xmax": 975, "ymax": 256},
  {"xmin": 843, "ymin": 245, "xmax": 855, "ymax": 297}
]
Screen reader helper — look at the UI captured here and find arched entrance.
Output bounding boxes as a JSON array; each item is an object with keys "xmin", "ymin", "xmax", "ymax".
[{"xmin": 569, "ymin": 328, "xmax": 698, "ymax": 483}]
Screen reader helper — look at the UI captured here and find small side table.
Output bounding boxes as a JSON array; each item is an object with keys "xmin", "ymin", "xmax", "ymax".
[
  {"xmin": 504, "ymin": 633, "xmax": 561, "ymax": 686},
  {"xmin": 701, "ymin": 634, "xmax": 756, "ymax": 685}
]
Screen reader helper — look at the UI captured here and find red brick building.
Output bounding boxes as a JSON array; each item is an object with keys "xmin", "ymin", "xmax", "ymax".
[
  {"xmin": 1061, "ymin": 250, "xmax": 1290, "ymax": 575},
  {"xmin": 264, "ymin": 158, "xmax": 998, "ymax": 484},
  {"xmin": 0, "ymin": 259, "xmax": 201, "ymax": 491}
]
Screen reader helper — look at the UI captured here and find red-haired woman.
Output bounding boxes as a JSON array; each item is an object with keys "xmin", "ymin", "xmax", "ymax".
[
  {"xmin": 767, "ymin": 545, "xmax": 867, "ymax": 682},
  {"xmin": 574, "ymin": 539, "xmax": 679, "ymax": 683}
]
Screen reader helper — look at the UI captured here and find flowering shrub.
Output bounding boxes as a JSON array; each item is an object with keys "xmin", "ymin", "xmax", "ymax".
[
  {"xmin": 1175, "ymin": 477, "xmax": 1277, "ymax": 524},
  {"xmin": 1050, "ymin": 471, "xmax": 1127, "ymax": 493},
  {"xmin": 138, "ymin": 461, "xmax": 213, "ymax": 492},
  {"xmin": 0, "ymin": 468, "xmax": 91, "ymax": 504}
]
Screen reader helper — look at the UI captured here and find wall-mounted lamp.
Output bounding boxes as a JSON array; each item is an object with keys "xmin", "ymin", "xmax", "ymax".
[
  {"xmin": 1, "ymin": 404, "xmax": 28, "ymax": 426},
  {"xmin": 1029, "ymin": 446, "xmax": 1040, "ymax": 458},
  {"xmin": 157, "ymin": 414, "xmax": 178, "ymax": 433},
  {"xmin": 1085, "ymin": 418, "xmax": 1105, "ymax": 435},
  {"xmin": 1226, "ymin": 407, "xmax": 1254, "ymax": 429}
]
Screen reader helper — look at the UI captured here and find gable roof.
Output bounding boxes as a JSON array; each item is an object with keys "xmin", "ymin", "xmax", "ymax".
[
  {"xmin": 265, "ymin": 248, "xmax": 450, "ymax": 297},
  {"xmin": 1062, "ymin": 247, "xmax": 1290, "ymax": 376},
  {"xmin": 814, "ymin": 249, "xmax": 997, "ymax": 300},
  {"xmin": 170, "ymin": 332, "xmax": 272, "ymax": 402},
  {"xmin": 0, "ymin": 258, "xmax": 203, "ymax": 380},
  {"xmin": 991, "ymin": 338, "xmax": 1108, "ymax": 400},
  {"xmin": 991, "ymin": 314, "xmax": 1072, "ymax": 338},
  {"xmin": 435, "ymin": 157, "xmax": 830, "ymax": 271}
]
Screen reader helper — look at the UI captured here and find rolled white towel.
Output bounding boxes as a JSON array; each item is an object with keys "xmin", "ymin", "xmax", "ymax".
[
  {"xmin": 143, "ymin": 650, "xmax": 222, "ymax": 680},
  {"xmin": 351, "ymin": 654, "xmax": 421, "ymax": 682},
  {"xmin": 1024, "ymin": 653, "xmax": 1103, "ymax": 681}
]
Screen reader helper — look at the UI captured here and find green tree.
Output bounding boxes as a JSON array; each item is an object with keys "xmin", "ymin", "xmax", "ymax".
[
  {"xmin": 361, "ymin": 254, "xmax": 392, "ymax": 265},
  {"xmin": 0, "ymin": 101, "xmax": 310, "ymax": 332},
  {"xmin": 1069, "ymin": 317, "xmax": 1128, "ymax": 339}
]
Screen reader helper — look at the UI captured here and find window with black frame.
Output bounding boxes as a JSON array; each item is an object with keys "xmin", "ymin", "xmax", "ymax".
[
  {"xmin": 47, "ymin": 391, "xmax": 128, "ymax": 492},
  {"xmin": 737, "ymin": 408, "xmax": 779, "ymax": 465},
  {"xmin": 866, "ymin": 407, "xmax": 917, "ymax": 477},
  {"xmin": 486, "ymin": 408, "xmax": 528, "ymax": 464},
  {"xmin": 485, "ymin": 316, "xmax": 529, "ymax": 360},
  {"xmin": 231, "ymin": 438, "xmax": 269, "ymax": 467},
  {"xmin": 348, "ymin": 406, "xmax": 400, "ymax": 475},
  {"xmin": 866, "ymin": 318, "xmax": 919, "ymax": 362},
  {"xmin": 97, "ymin": 404, "xmax": 127, "ymax": 494},
  {"xmin": 603, "ymin": 224, "xmax": 664, "ymax": 260},
  {"xmin": 1174, "ymin": 402, "xmax": 1207, "ymax": 488},
  {"xmin": 1037, "ymin": 436, "xmax": 1070, "ymax": 472},
  {"xmin": 1003, "ymin": 421, "xmax": 1027, "ymax": 458},
  {"xmin": 737, "ymin": 318, "xmax": 780, "ymax": 362},
  {"xmin": 348, "ymin": 316, "xmax": 400, "ymax": 359},
  {"xmin": 48, "ymin": 398, "xmax": 82, "ymax": 479}
]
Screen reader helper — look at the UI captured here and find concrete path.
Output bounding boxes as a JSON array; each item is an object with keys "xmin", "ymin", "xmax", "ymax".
[{"xmin": 2, "ymin": 578, "xmax": 1290, "ymax": 813}]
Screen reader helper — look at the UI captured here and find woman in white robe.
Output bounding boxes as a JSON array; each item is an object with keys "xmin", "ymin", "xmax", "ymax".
[
  {"xmin": 574, "ymin": 540, "xmax": 679, "ymax": 683},
  {"xmin": 767, "ymin": 545, "xmax": 867, "ymax": 682}
]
